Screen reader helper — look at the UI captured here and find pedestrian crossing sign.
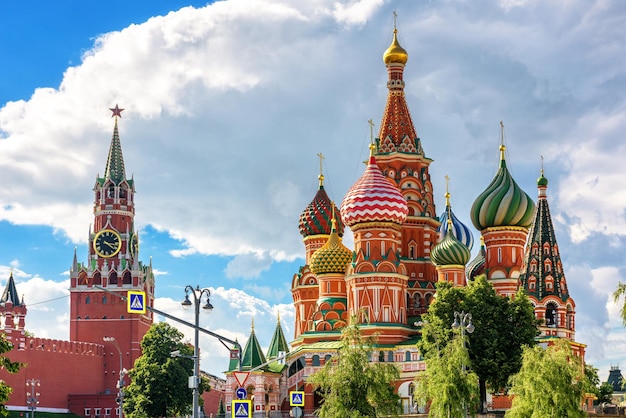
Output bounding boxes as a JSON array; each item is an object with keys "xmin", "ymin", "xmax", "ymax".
[
  {"xmin": 231, "ymin": 399, "xmax": 251, "ymax": 418},
  {"xmin": 127, "ymin": 291, "xmax": 146, "ymax": 314},
  {"xmin": 290, "ymin": 391, "xmax": 305, "ymax": 407}
]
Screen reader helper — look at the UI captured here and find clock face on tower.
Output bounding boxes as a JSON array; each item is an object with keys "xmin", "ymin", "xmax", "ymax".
[
  {"xmin": 93, "ymin": 229, "xmax": 122, "ymax": 258},
  {"xmin": 129, "ymin": 234, "xmax": 139, "ymax": 258}
]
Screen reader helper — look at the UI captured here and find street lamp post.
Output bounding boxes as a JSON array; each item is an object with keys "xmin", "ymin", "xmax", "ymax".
[
  {"xmin": 26, "ymin": 378, "xmax": 40, "ymax": 418},
  {"xmin": 452, "ymin": 311, "xmax": 474, "ymax": 418},
  {"xmin": 103, "ymin": 337, "xmax": 127, "ymax": 418},
  {"xmin": 181, "ymin": 285, "xmax": 213, "ymax": 418}
]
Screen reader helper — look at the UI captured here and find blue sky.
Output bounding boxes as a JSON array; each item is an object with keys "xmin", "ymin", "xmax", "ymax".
[{"xmin": 1, "ymin": 0, "xmax": 626, "ymax": 381}]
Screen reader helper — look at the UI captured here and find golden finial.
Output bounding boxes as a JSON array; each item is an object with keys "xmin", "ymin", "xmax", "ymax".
[
  {"xmin": 277, "ymin": 310, "xmax": 281, "ymax": 324},
  {"xmin": 383, "ymin": 13, "xmax": 408, "ymax": 65},
  {"xmin": 317, "ymin": 153, "xmax": 325, "ymax": 187},
  {"xmin": 368, "ymin": 118, "xmax": 375, "ymax": 145},
  {"xmin": 251, "ymin": 317, "xmax": 255, "ymax": 331},
  {"xmin": 540, "ymin": 155, "xmax": 544, "ymax": 176},
  {"xmin": 330, "ymin": 202, "xmax": 338, "ymax": 232},
  {"xmin": 444, "ymin": 175, "xmax": 451, "ymax": 207},
  {"xmin": 499, "ymin": 121, "xmax": 506, "ymax": 161}
]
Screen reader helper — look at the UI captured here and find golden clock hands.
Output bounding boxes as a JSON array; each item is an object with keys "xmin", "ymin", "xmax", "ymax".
[{"xmin": 103, "ymin": 241, "xmax": 116, "ymax": 249}]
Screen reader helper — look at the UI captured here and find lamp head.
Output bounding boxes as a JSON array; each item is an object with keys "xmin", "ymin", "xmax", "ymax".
[
  {"xmin": 181, "ymin": 294, "xmax": 192, "ymax": 310},
  {"xmin": 202, "ymin": 301, "xmax": 214, "ymax": 312}
]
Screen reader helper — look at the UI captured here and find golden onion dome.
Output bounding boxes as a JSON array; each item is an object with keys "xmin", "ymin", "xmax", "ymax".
[{"xmin": 383, "ymin": 29, "xmax": 408, "ymax": 65}]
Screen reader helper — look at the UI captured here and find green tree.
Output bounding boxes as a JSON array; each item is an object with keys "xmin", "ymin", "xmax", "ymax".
[
  {"xmin": 582, "ymin": 364, "xmax": 614, "ymax": 404},
  {"xmin": 614, "ymin": 282, "xmax": 626, "ymax": 326},
  {"xmin": 124, "ymin": 322, "xmax": 208, "ymax": 418},
  {"xmin": 308, "ymin": 316, "xmax": 401, "ymax": 418},
  {"xmin": 597, "ymin": 382, "xmax": 614, "ymax": 404},
  {"xmin": 0, "ymin": 334, "xmax": 23, "ymax": 416},
  {"xmin": 417, "ymin": 277, "xmax": 539, "ymax": 412},
  {"xmin": 506, "ymin": 339, "xmax": 586, "ymax": 418},
  {"xmin": 414, "ymin": 330, "xmax": 479, "ymax": 417}
]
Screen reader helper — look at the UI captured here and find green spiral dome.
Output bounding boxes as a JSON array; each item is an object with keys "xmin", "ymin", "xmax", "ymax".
[
  {"xmin": 471, "ymin": 146, "xmax": 535, "ymax": 230},
  {"xmin": 431, "ymin": 226, "xmax": 471, "ymax": 266}
]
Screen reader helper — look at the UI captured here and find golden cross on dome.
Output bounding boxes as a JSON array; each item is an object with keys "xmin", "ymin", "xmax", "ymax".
[
  {"xmin": 499, "ymin": 120, "xmax": 506, "ymax": 159},
  {"xmin": 110, "ymin": 104, "xmax": 124, "ymax": 118},
  {"xmin": 445, "ymin": 174, "xmax": 451, "ymax": 206},
  {"xmin": 317, "ymin": 152, "xmax": 325, "ymax": 186},
  {"xmin": 540, "ymin": 155, "xmax": 545, "ymax": 176},
  {"xmin": 393, "ymin": 11, "xmax": 398, "ymax": 30},
  {"xmin": 368, "ymin": 118, "xmax": 375, "ymax": 144}
]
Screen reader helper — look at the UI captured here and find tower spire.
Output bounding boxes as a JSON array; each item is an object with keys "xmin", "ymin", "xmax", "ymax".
[{"xmin": 104, "ymin": 105, "xmax": 127, "ymax": 184}]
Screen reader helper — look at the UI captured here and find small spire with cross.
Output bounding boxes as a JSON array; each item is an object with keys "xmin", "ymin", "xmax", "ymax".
[{"xmin": 317, "ymin": 152, "xmax": 325, "ymax": 187}]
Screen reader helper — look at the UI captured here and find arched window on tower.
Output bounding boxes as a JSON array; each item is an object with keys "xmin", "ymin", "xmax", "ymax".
[
  {"xmin": 497, "ymin": 248, "xmax": 502, "ymax": 263},
  {"xmin": 425, "ymin": 293, "xmax": 433, "ymax": 308},
  {"xmin": 312, "ymin": 355, "xmax": 320, "ymax": 366},
  {"xmin": 566, "ymin": 305, "xmax": 574, "ymax": 330},
  {"xmin": 546, "ymin": 302, "xmax": 558, "ymax": 327},
  {"xmin": 413, "ymin": 293, "xmax": 421, "ymax": 308}
]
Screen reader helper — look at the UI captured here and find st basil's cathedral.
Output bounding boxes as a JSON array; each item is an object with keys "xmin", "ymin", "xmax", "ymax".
[{"xmin": 221, "ymin": 25, "xmax": 584, "ymax": 416}]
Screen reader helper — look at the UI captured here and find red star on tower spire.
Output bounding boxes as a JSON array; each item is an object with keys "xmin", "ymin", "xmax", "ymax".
[{"xmin": 109, "ymin": 104, "xmax": 124, "ymax": 118}]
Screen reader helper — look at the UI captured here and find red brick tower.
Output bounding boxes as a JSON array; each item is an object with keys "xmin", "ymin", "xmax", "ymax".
[
  {"xmin": 292, "ymin": 161, "xmax": 343, "ymax": 342},
  {"xmin": 68, "ymin": 106, "xmax": 155, "ymax": 393},
  {"xmin": 341, "ymin": 144, "xmax": 410, "ymax": 344},
  {"xmin": 373, "ymin": 26, "xmax": 440, "ymax": 316},
  {"xmin": 518, "ymin": 169, "xmax": 577, "ymax": 342}
]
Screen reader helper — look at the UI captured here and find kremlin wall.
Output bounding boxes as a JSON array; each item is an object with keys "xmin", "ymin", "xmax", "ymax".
[{"xmin": 1, "ymin": 23, "xmax": 583, "ymax": 417}]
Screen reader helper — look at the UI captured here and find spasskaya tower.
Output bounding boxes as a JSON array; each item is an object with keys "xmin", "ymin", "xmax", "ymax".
[{"xmin": 68, "ymin": 105, "xmax": 155, "ymax": 391}]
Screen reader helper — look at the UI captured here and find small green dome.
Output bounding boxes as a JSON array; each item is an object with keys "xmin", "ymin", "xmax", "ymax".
[
  {"xmin": 537, "ymin": 173, "xmax": 548, "ymax": 187},
  {"xmin": 431, "ymin": 226, "xmax": 471, "ymax": 266}
]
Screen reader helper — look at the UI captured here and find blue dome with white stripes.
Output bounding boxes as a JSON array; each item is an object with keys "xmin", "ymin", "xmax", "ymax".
[{"xmin": 438, "ymin": 197, "xmax": 474, "ymax": 251}]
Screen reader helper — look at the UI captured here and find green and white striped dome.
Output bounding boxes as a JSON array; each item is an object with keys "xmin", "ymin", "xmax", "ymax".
[{"xmin": 471, "ymin": 145, "xmax": 535, "ymax": 230}]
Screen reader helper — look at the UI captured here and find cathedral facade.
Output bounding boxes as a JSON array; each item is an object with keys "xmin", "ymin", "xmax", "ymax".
[{"xmin": 223, "ymin": 25, "xmax": 584, "ymax": 416}]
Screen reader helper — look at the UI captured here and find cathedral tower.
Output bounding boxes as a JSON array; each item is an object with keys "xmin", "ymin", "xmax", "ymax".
[
  {"xmin": 341, "ymin": 144, "xmax": 410, "ymax": 343},
  {"xmin": 373, "ymin": 26, "xmax": 440, "ymax": 316},
  {"xmin": 518, "ymin": 169, "xmax": 576, "ymax": 340},
  {"xmin": 68, "ymin": 106, "xmax": 155, "ymax": 393}
]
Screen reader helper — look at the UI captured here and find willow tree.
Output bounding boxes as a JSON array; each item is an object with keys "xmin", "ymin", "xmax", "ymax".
[
  {"xmin": 414, "ymin": 331, "xmax": 479, "ymax": 417},
  {"xmin": 308, "ymin": 317, "xmax": 401, "ymax": 418},
  {"xmin": 506, "ymin": 339, "xmax": 586, "ymax": 418}
]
